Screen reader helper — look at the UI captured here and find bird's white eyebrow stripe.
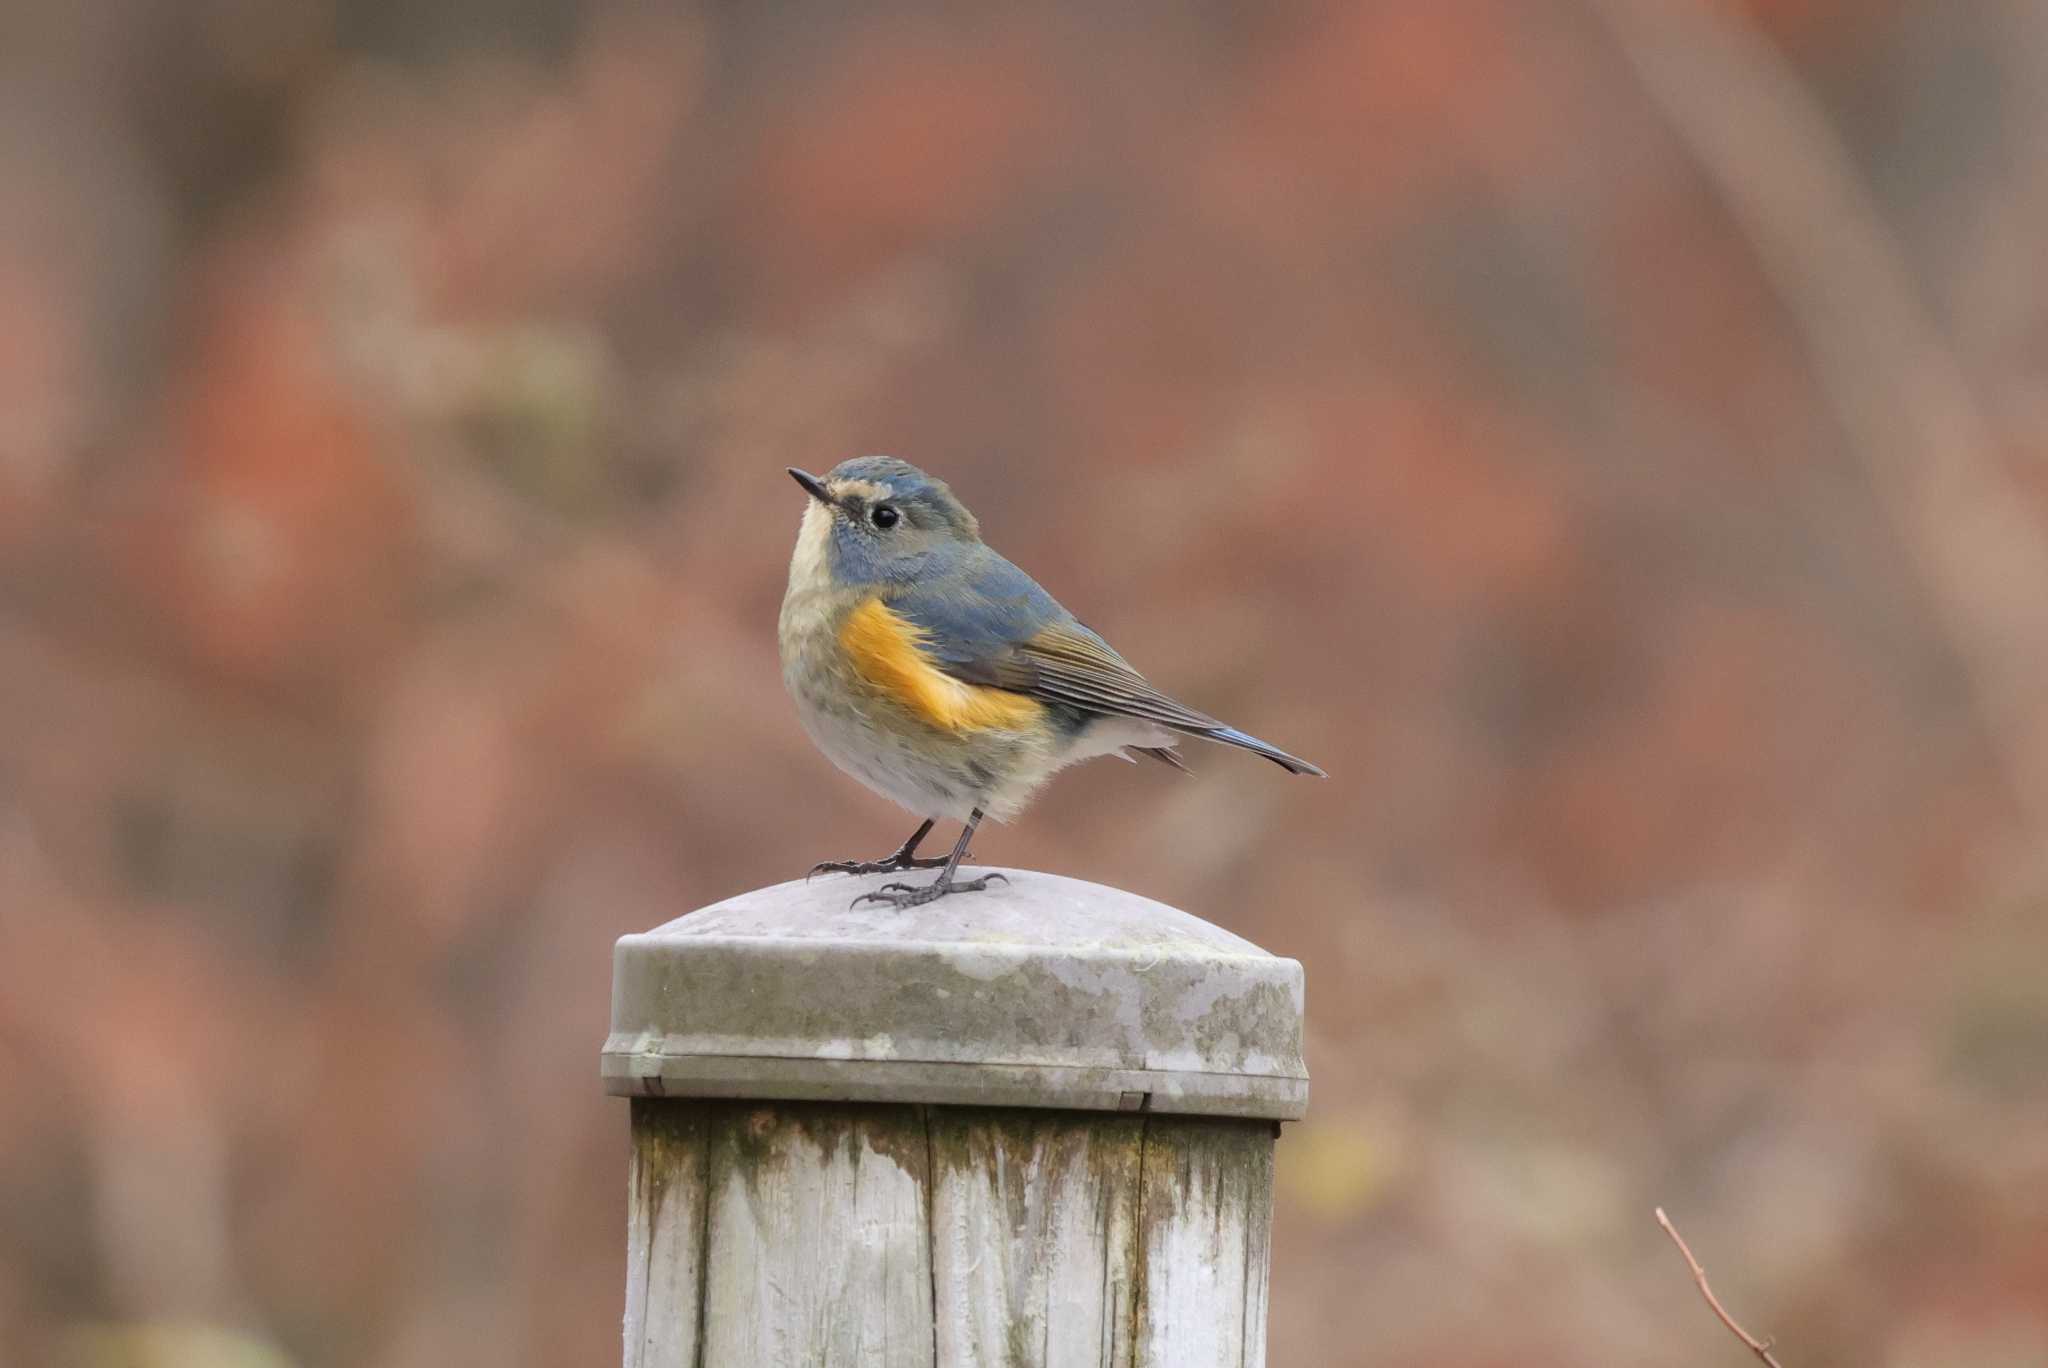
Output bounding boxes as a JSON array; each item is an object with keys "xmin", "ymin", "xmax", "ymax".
[{"xmin": 831, "ymin": 479, "xmax": 894, "ymax": 502}]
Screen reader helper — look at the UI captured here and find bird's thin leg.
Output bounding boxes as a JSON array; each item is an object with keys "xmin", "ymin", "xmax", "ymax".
[
  {"xmin": 807, "ymin": 818, "xmax": 952, "ymax": 880},
  {"xmin": 852, "ymin": 808, "xmax": 1009, "ymax": 909}
]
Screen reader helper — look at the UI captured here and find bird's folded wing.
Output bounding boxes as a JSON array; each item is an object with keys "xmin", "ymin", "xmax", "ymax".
[
  {"xmin": 983, "ymin": 624, "xmax": 1222, "ymax": 732},
  {"xmin": 891, "ymin": 552, "xmax": 1221, "ymax": 731},
  {"xmin": 897, "ymin": 595, "xmax": 1217, "ymax": 735}
]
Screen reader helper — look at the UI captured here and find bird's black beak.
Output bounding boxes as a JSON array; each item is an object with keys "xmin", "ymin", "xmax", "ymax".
[{"xmin": 787, "ymin": 468, "xmax": 833, "ymax": 505}]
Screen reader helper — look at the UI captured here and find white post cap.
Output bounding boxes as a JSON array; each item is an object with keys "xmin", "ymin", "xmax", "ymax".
[{"xmin": 604, "ymin": 868, "xmax": 1307, "ymax": 1120}]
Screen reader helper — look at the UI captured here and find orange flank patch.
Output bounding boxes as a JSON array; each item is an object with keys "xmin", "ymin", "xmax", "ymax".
[{"xmin": 839, "ymin": 598, "xmax": 1043, "ymax": 733}]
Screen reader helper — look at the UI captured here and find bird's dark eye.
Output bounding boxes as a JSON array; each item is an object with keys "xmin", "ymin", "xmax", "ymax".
[{"xmin": 870, "ymin": 505, "xmax": 899, "ymax": 529}]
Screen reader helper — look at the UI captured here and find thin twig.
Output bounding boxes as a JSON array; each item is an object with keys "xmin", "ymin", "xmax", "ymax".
[{"xmin": 1655, "ymin": 1207, "xmax": 1786, "ymax": 1367}]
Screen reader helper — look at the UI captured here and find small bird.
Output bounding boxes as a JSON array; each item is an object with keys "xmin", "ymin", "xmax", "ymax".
[{"xmin": 779, "ymin": 457, "xmax": 1324, "ymax": 907}]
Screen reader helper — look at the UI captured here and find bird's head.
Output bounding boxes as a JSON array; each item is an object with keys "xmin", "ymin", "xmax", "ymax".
[{"xmin": 787, "ymin": 457, "xmax": 981, "ymax": 588}]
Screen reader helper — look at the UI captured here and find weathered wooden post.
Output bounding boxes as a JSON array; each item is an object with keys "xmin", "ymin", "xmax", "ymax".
[{"xmin": 604, "ymin": 866, "xmax": 1307, "ymax": 1367}]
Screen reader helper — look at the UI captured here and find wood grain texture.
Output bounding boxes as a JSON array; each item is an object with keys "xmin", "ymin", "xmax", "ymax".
[
  {"xmin": 700, "ymin": 1102, "xmax": 936, "ymax": 1368},
  {"xmin": 621, "ymin": 1101, "xmax": 1276, "ymax": 1368},
  {"xmin": 625, "ymin": 1099, "xmax": 708, "ymax": 1368},
  {"xmin": 929, "ymin": 1110, "xmax": 1143, "ymax": 1367},
  {"xmin": 1134, "ymin": 1118, "xmax": 1276, "ymax": 1368}
]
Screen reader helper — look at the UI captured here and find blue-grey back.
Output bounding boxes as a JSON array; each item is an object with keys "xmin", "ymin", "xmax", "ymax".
[{"xmin": 892, "ymin": 545, "xmax": 1096, "ymax": 667}]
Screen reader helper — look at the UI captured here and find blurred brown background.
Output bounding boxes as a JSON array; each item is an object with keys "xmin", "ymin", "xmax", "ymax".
[{"xmin": 4, "ymin": 1, "xmax": 2048, "ymax": 1364}]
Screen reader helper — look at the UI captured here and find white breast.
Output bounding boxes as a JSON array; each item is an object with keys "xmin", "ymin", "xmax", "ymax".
[{"xmin": 786, "ymin": 500, "xmax": 835, "ymax": 599}]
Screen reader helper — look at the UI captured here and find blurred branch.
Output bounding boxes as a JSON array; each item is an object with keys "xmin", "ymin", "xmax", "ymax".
[
  {"xmin": 1655, "ymin": 1208, "xmax": 1787, "ymax": 1368},
  {"xmin": 1589, "ymin": 0, "xmax": 2048, "ymax": 835}
]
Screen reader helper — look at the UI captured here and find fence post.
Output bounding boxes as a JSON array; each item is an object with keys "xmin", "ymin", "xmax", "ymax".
[{"xmin": 604, "ymin": 865, "xmax": 1308, "ymax": 1367}]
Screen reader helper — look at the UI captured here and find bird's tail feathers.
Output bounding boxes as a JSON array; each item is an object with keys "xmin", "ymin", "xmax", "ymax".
[{"xmin": 1200, "ymin": 725, "xmax": 1326, "ymax": 777}]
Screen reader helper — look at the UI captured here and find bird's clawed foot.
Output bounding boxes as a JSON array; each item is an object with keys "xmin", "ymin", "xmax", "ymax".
[
  {"xmin": 850, "ymin": 871, "xmax": 1009, "ymax": 910},
  {"xmin": 807, "ymin": 853, "xmax": 949, "ymax": 880},
  {"xmin": 806, "ymin": 819, "xmax": 949, "ymax": 882}
]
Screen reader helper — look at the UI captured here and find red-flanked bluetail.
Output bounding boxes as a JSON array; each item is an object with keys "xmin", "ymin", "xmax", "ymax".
[{"xmin": 779, "ymin": 457, "xmax": 1324, "ymax": 907}]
